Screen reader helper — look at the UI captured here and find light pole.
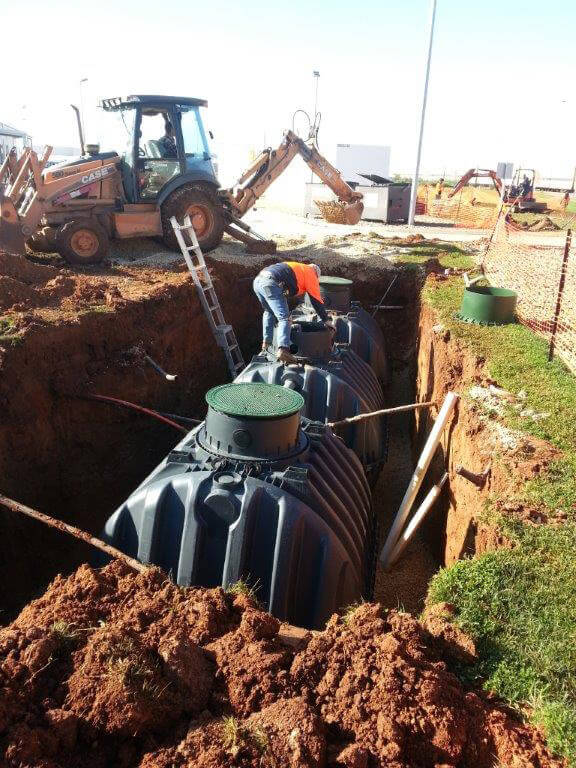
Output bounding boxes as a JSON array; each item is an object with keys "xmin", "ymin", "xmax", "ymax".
[
  {"xmin": 312, "ymin": 70, "xmax": 320, "ymax": 124},
  {"xmin": 79, "ymin": 78, "xmax": 88, "ymax": 144},
  {"xmin": 310, "ymin": 71, "xmax": 320, "ymax": 182},
  {"xmin": 408, "ymin": 0, "xmax": 438, "ymax": 226}
]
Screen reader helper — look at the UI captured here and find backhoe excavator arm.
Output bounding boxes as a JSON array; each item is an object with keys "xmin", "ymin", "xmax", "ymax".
[
  {"xmin": 223, "ymin": 130, "xmax": 363, "ymax": 224},
  {"xmin": 448, "ymin": 168, "xmax": 502, "ymax": 199}
]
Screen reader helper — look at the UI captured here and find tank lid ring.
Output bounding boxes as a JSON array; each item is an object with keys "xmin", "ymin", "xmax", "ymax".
[
  {"xmin": 206, "ymin": 382, "xmax": 304, "ymax": 419},
  {"xmin": 319, "ymin": 276, "xmax": 353, "ymax": 286}
]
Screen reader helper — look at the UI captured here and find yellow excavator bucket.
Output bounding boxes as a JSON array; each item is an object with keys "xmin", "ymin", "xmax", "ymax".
[
  {"xmin": 343, "ymin": 200, "xmax": 364, "ymax": 225},
  {"xmin": 0, "ymin": 194, "xmax": 26, "ymax": 255}
]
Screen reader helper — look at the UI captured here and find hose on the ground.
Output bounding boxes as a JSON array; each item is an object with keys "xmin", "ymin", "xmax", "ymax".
[{"xmin": 82, "ymin": 394, "xmax": 189, "ymax": 434}]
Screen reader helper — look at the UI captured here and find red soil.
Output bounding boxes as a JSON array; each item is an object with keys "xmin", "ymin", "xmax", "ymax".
[{"xmin": 0, "ymin": 561, "xmax": 564, "ymax": 767}]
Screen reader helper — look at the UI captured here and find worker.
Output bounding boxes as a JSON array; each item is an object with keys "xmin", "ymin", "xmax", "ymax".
[
  {"xmin": 520, "ymin": 175, "xmax": 532, "ymax": 198},
  {"xmin": 560, "ymin": 190, "xmax": 571, "ymax": 212},
  {"xmin": 253, "ymin": 261, "xmax": 330, "ymax": 364},
  {"xmin": 435, "ymin": 178, "xmax": 444, "ymax": 199},
  {"xmin": 158, "ymin": 121, "xmax": 177, "ymax": 159}
]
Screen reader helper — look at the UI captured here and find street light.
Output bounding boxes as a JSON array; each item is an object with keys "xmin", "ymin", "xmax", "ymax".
[
  {"xmin": 312, "ymin": 70, "xmax": 320, "ymax": 123},
  {"xmin": 310, "ymin": 71, "xmax": 320, "ymax": 181},
  {"xmin": 408, "ymin": 0, "xmax": 438, "ymax": 226}
]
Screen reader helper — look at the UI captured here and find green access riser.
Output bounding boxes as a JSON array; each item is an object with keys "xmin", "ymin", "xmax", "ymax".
[
  {"xmin": 103, "ymin": 382, "xmax": 374, "ymax": 629},
  {"xmin": 457, "ymin": 286, "xmax": 517, "ymax": 325}
]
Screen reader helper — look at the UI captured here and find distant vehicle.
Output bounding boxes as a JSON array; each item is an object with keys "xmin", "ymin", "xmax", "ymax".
[{"xmin": 449, "ymin": 167, "xmax": 547, "ymax": 213}]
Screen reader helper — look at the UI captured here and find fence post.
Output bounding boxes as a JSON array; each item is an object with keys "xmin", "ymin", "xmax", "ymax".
[
  {"xmin": 548, "ymin": 228, "xmax": 572, "ymax": 363},
  {"xmin": 455, "ymin": 189, "xmax": 462, "ymax": 226},
  {"xmin": 481, "ymin": 203, "xmax": 505, "ymax": 272}
]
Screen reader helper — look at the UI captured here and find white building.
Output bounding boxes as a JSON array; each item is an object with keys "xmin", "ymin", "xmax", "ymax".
[{"xmin": 0, "ymin": 122, "xmax": 31, "ymax": 162}]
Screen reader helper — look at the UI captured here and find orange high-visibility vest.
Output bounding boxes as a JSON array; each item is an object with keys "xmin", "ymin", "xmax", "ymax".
[{"xmin": 284, "ymin": 262, "xmax": 324, "ymax": 303}]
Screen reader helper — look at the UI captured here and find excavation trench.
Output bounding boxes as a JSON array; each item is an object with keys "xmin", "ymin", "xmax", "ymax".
[
  {"xmin": 1, "ymin": 246, "xmax": 567, "ymax": 767},
  {"xmin": 0, "ymin": 251, "xmax": 476, "ymax": 621}
]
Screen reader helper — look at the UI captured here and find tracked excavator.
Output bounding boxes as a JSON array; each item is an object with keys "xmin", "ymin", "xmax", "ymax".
[
  {"xmin": 0, "ymin": 95, "xmax": 363, "ymax": 265},
  {"xmin": 448, "ymin": 167, "xmax": 546, "ymax": 213}
]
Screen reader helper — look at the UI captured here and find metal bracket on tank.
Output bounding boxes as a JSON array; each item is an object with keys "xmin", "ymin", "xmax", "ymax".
[
  {"xmin": 270, "ymin": 466, "xmax": 309, "ymax": 497},
  {"xmin": 167, "ymin": 449, "xmax": 195, "ymax": 465},
  {"xmin": 303, "ymin": 421, "xmax": 328, "ymax": 440}
]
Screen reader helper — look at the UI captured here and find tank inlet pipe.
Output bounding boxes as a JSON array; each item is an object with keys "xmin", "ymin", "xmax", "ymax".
[
  {"xmin": 328, "ymin": 400, "xmax": 436, "ymax": 429},
  {"xmin": 463, "ymin": 271, "xmax": 486, "ymax": 287},
  {"xmin": 379, "ymin": 392, "xmax": 459, "ymax": 568},
  {"xmin": 0, "ymin": 493, "xmax": 147, "ymax": 573},
  {"xmin": 371, "ymin": 275, "xmax": 398, "ymax": 317},
  {"xmin": 384, "ymin": 472, "xmax": 448, "ymax": 569}
]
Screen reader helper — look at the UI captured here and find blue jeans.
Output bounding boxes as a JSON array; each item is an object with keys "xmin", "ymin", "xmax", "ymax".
[{"xmin": 253, "ymin": 274, "xmax": 291, "ymax": 348}]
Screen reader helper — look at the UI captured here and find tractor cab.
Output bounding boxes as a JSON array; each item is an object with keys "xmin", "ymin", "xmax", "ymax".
[
  {"xmin": 505, "ymin": 168, "xmax": 546, "ymax": 212},
  {"xmin": 508, "ymin": 168, "xmax": 536, "ymax": 201},
  {"xmin": 101, "ymin": 95, "xmax": 219, "ymax": 204}
]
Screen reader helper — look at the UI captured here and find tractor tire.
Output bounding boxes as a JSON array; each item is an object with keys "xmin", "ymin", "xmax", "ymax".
[
  {"xmin": 56, "ymin": 220, "xmax": 109, "ymax": 266},
  {"xmin": 161, "ymin": 184, "xmax": 225, "ymax": 253},
  {"xmin": 27, "ymin": 227, "xmax": 58, "ymax": 254}
]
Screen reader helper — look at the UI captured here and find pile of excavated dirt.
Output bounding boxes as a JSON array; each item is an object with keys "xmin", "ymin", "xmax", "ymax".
[
  {"xmin": 0, "ymin": 561, "xmax": 564, "ymax": 767},
  {"xmin": 0, "ymin": 251, "xmax": 187, "ymax": 323}
]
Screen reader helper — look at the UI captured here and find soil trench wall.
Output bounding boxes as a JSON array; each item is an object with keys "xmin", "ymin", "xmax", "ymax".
[
  {"xmin": 414, "ymin": 301, "xmax": 551, "ymax": 565},
  {"xmin": 0, "ymin": 263, "xmax": 262, "ymax": 618}
]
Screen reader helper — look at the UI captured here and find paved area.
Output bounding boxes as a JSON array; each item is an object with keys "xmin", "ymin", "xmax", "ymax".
[
  {"xmin": 109, "ymin": 207, "xmax": 486, "ymax": 269},
  {"xmin": 244, "ymin": 205, "xmax": 489, "ymax": 243}
]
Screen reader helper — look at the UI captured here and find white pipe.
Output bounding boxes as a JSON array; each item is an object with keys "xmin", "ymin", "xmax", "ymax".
[
  {"xmin": 379, "ymin": 391, "xmax": 458, "ymax": 566},
  {"xmin": 407, "ymin": 0, "xmax": 438, "ymax": 226},
  {"xmin": 385, "ymin": 472, "xmax": 448, "ymax": 569},
  {"xmin": 463, "ymin": 272, "xmax": 484, "ymax": 287}
]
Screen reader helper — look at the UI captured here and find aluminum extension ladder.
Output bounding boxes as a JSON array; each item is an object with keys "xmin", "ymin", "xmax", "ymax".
[{"xmin": 170, "ymin": 215, "xmax": 245, "ymax": 378}]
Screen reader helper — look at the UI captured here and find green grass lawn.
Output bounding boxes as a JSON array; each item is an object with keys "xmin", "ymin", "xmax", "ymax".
[
  {"xmin": 370, "ymin": 236, "xmax": 476, "ymax": 270},
  {"xmin": 423, "ymin": 273, "xmax": 576, "ymax": 763}
]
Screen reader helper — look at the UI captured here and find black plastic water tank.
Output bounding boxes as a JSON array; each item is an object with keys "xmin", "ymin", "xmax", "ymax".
[
  {"xmin": 103, "ymin": 383, "xmax": 373, "ymax": 629},
  {"xmin": 311, "ymin": 276, "xmax": 389, "ymax": 383},
  {"xmin": 239, "ymin": 320, "xmax": 387, "ymax": 473}
]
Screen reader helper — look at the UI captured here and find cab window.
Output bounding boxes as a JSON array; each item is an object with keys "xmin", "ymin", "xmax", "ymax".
[
  {"xmin": 179, "ymin": 107, "xmax": 207, "ymax": 157},
  {"xmin": 137, "ymin": 109, "xmax": 181, "ymax": 200}
]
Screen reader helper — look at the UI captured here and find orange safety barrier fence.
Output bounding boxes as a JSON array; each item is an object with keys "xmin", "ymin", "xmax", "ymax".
[
  {"xmin": 417, "ymin": 185, "xmax": 500, "ymax": 229},
  {"xmin": 418, "ymin": 183, "xmax": 576, "ymax": 232},
  {"xmin": 482, "ymin": 209, "xmax": 576, "ymax": 373}
]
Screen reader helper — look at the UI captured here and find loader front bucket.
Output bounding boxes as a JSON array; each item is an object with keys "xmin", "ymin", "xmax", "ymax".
[
  {"xmin": 343, "ymin": 200, "xmax": 364, "ymax": 225},
  {"xmin": 0, "ymin": 194, "xmax": 26, "ymax": 255}
]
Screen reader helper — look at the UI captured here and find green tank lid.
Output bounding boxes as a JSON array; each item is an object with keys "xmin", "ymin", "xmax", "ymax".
[
  {"xmin": 319, "ymin": 276, "xmax": 353, "ymax": 287},
  {"xmin": 206, "ymin": 383, "xmax": 304, "ymax": 419}
]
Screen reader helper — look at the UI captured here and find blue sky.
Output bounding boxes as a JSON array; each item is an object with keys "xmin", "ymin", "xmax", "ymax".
[{"xmin": 3, "ymin": 0, "xmax": 575, "ymax": 183}]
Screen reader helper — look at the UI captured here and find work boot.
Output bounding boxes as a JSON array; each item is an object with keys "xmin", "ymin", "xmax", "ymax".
[{"xmin": 276, "ymin": 347, "xmax": 299, "ymax": 364}]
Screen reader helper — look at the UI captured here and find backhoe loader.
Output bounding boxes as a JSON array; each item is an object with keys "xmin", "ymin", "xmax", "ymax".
[{"xmin": 0, "ymin": 95, "xmax": 363, "ymax": 265}]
